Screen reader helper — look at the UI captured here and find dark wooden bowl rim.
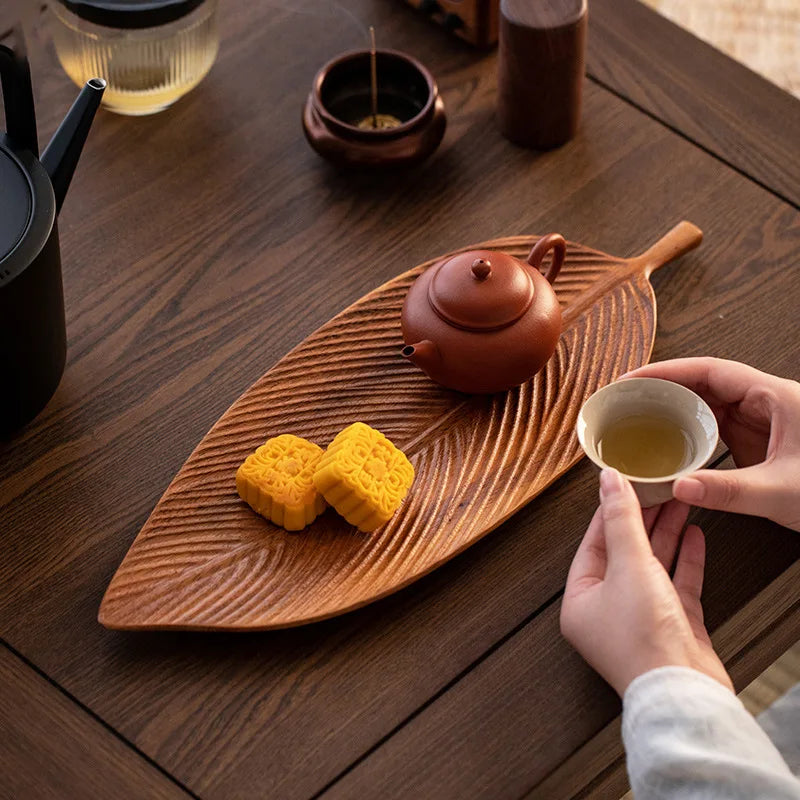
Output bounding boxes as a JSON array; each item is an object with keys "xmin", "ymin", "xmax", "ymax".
[{"xmin": 311, "ymin": 48, "xmax": 438, "ymax": 140}]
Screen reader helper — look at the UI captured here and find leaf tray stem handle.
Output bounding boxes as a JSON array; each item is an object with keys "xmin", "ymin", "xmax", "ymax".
[{"xmin": 633, "ymin": 221, "xmax": 703, "ymax": 277}]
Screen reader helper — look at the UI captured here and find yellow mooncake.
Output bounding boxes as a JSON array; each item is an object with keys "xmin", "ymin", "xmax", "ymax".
[
  {"xmin": 236, "ymin": 434, "xmax": 327, "ymax": 531},
  {"xmin": 313, "ymin": 422, "xmax": 415, "ymax": 532}
]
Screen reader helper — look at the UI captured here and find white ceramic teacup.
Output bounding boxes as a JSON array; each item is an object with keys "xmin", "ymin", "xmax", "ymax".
[{"xmin": 577, "ymin": 378, "xmax": 719, "ymax": 507}]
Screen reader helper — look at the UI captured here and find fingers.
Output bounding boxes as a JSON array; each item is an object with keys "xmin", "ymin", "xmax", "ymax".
[
  {"xmin": 623, "ymin": 357, "xmax": 780, "ymax": 406},
  {"xmin": 649, "ymin": 500, "xmax": 690, "ymax": 571},
  {"xmin": 673, "ymin": 524, "xmax": 706, "ymax": 625},
  {"xmin": 673, "ymin": 464, "xmax": 782, "ymax": 517},
  {"xmin": 599, "ymin": 469, "xmax": 652, "ymax": 565},
  {"xmin": 642, "ymin": 505, "xmax": 662, "ymax": 533},
  {"xmin": 565, "ymin": 506, "xmax": 607, "ymax": 591},
  {"xmin": 565, "ymin": 490, "xmax": 662, "ymax": 594}
]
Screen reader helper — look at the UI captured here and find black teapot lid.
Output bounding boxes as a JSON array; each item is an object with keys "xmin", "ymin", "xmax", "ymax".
[
  {"xmin": 57, "ymin": 0, "xmax": 208, "ymax": 29},
  {"xmin": 0, "ymin": 138, "xmax": 56, "ymax": 287},
  {"xmin": 0, "ymin": 145, "xmax": 32, "ymax": 265}
]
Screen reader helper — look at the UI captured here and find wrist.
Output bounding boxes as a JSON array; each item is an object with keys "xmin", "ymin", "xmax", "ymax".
[
  {"xmin": 609, "ymin": 646, "xmax": 732, "ymax": 696},
  {"xmin": 612, "ymin": 652, "xmax": 695, "ymax": 696},
  {"xmin": 623, "ymin": 664, "xmax": 734, "ymax": 702}
]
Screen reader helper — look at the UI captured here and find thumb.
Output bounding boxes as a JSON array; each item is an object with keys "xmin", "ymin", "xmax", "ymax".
[
  {"xmin": 600, "ymin": 469, "xmax": 651, "ymax": 564},
  {"xmin": 673, "ymin": 465, "xmax": 779, "ymax": 517}
]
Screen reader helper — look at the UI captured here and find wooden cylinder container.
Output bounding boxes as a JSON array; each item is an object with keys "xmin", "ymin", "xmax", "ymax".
[{"xmin": 497, "ymin": 0, "xmax": 588, "ymax": 150}]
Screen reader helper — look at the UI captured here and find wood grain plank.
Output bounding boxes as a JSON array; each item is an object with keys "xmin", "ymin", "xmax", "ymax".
[
  {"xmin": 587, "ymin": 0, "xmax": 800, "ymax": 207},
  {"xmin": 1, "ymin": 1, "xmax": 799, "ymax": 798},
  {"xmin": 324, "ymin": 518, "xmax": 800, "ymax": 800},
  {"xmin": 0, "ymin": 644, "xmax": 192, "ymax": 800},
  {"xmin": 741, "ymin": 641, "xmax": 800, "ymax": 716},
  {"xmin": 532, "ymin": 720, "xmax": 627, "ymax": 800}
]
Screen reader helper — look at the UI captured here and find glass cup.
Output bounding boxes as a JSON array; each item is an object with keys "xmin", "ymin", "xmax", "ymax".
[{"xmin": 50, "ymin": 0, "xmax": 219, "ymax": 116}]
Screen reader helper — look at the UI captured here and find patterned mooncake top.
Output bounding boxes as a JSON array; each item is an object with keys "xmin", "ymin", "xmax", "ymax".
[
  {"xmin": 314, "ymin": 422, "xmax": 415, "ymax": 517},
  {"xmin": 237, "ymin": 434, "xmax": 324, "ymax": 508}
]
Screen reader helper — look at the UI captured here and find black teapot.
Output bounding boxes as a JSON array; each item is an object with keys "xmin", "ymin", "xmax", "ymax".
[{"xmin": 0, "ymin": 37, "xmax": 104, "ymax": 436}]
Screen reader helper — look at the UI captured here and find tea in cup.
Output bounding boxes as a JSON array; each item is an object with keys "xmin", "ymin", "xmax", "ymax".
[{"xmin": 577, "ymin": 378, "xmax": 718, "ymax": 507}]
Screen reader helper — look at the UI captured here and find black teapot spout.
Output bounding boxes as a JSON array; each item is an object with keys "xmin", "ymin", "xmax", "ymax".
[
  {"xmin": 42, "ymin": 77, "xmax": 106, "ymax": 213},
  {"xmin": 1, "ymin": 30, "xmax": 104, "ymax": 212}
]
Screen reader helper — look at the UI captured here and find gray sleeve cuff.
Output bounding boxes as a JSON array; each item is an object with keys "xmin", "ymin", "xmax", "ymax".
[{"xmin": 622, "ymin": 666, "xmax": 800, "ymax": 799}]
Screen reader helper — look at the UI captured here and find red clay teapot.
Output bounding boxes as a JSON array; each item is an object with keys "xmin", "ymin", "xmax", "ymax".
[{"xmin": 400, "ymin": 234, "xmax": 565, "ymax": 393}]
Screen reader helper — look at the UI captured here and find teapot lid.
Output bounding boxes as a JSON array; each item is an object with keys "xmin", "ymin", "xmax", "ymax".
[
  {"xmin": 0, "ymin": 137, "xmax": 56, "ymax": 287},
  {"xmin": 0, "ymin": 144, "xmax": 32, "ymax": 265},
  {"xmin": 428, "ymin": 249, "xmax": 534, "ymax": 331}
]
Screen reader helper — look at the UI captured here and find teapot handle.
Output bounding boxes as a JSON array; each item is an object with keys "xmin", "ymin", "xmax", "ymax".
[{"xmin": 527, "ymin": 233, "xmax": 566, "ymax": 284}]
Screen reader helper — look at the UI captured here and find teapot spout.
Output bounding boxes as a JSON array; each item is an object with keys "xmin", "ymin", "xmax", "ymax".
[
  {"xmin": 41, "ymin": 77, "xmax": 106, "ymax": 214},
  {"xmin": 401, "ymin": 339, "xmax": 441, "ymax": 373}
]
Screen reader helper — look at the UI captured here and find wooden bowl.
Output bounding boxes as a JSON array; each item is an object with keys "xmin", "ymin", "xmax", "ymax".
[{"xmin": 302, "ymin": 49, "xmax": 447, "ymax": 168}]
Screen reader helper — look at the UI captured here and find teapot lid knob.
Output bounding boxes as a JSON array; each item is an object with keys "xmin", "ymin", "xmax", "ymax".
[
  {"xmin": 428, "ymin": 249, "xmax": 535, "ymax": 331},
  {"xmin": 471, "ymin": 258, "xmax": 492, "ymax": 281}
]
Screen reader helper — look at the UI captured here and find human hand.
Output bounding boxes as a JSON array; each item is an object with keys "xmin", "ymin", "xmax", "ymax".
[
  {"xmin": 560, "ymin": 468, "xmax": 732, "ymax": 696},
  {"xmin": 625, "ymin": 358, "xmax": 800, "ymax": 531}
]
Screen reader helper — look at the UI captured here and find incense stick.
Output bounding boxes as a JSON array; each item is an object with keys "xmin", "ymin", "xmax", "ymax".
[{"xmin": 369, "ymin": 26, "xmax": 378, "ymax": 128}]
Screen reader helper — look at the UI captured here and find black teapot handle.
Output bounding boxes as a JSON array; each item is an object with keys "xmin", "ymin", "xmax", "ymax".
[{"xmin": 0, "ymin": 35, "xmax": 39, "ymax": 155}]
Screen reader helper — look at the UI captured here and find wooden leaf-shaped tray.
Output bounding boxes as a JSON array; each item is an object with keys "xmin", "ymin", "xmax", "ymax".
[{"xmin": 99, "ymin": 222, "xmax": 702, "ymax": 631}]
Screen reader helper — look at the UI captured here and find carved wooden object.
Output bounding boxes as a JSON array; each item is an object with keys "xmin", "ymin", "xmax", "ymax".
[
  {"xmin": 99, "ymin": 222, "xmax": 702, "ymax": 631},
  {"xmin": 497, "ymin": 0, "xmax": 588, "ymax": 149}
]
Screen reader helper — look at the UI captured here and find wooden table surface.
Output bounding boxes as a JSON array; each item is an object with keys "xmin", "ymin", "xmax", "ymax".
[{"xmin": 2, "ymin": 1, "xmax": 799, "ymax": 798}]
